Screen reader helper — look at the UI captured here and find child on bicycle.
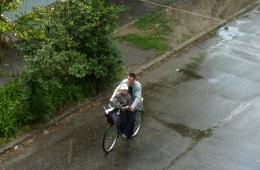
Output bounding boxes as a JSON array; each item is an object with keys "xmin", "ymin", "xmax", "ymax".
[{"xmin": 111, "ymin": 84, "xmax": 133, "ymax": 138}]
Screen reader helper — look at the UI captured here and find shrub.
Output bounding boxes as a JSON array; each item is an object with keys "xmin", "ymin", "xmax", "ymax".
[
  {"xmin": 0, "ymin": 0, "xmax": 21, "ymax": 32},
  {"xmin": 0, "ymin": 80, "xmax": 29, "ymax": 137},
  {"xmin": 0, "ymin": 0, "xmax": 123, "ymax": 138},
  {"xmin": 16, "ymin": 0, "xmax": 123, "ymax": 121}
]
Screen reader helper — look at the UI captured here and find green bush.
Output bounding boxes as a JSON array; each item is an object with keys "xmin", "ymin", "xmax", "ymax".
[
  {"xmin": 0, "ymin": 80, "xmax": 30, "ymax": 137},
  {"xmin": 16, "ymin": 0, "xmax": 123, "ymax": 121},
  {"xmin": 0, "ymin": 0, "xmax": 123, "ymax": 138},
  {"xmin": 0, "ymin": 0, "xmax": 21, "ymax": 32}
]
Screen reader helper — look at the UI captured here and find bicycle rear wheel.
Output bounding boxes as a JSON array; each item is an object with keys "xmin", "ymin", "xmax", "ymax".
[
  {"xmin": 132, "ymin": 111, "xmax": 143, "ymax": 137},
  {"xmin": 103, "ymin": 125, "xmax": 119, "ymax": 153}
]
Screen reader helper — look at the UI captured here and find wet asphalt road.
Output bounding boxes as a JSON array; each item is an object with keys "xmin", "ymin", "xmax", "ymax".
[{"xmin": 1, "ymin": 4, "xmax": 260, "ymax": 170}]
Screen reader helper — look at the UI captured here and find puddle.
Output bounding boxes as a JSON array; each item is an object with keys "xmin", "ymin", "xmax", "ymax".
[
  {"xmin": 174, "ymin": 53, "xmax": 206, "ymax": 83},
  {"xmin": 150, "ymin": 112, "xmax": 212, "ymax": 169},
  {"xmin": 149, "ymin": 111, "xmax": 212, "ymax": 169},
  {"xmin": 164, "ymin": 125, "xmax": 212, "ymax": 169},
  {"xmin": 178, "ymin": 68, "xmax": 203, "ymax": 80},
  {"xmin": 218, "ymin": 26, "xmax": 244, "ymax": 40},
  {"xmin": 150, "ymin": 113, "xmax": 212, "ymax": 140},
  {"xmin": 186, "ymin": 53, "xmax": 207, "ymax": 69},
  {"xmin": 143, "ymin": 53, "xmax": 206, "ymax": 96}
]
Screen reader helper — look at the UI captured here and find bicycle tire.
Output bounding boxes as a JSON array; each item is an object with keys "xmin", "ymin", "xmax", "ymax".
[
  {"xmin": 132, "ymin": 111, "xmax": 144, "ymax": 137},
  {"xmin": 103, "ymin": 125, "xmax": 119, "ymax": 153}
]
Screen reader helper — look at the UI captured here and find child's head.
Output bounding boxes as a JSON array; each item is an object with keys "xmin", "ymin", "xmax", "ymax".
[{"xmin": 120, "ymin": 84, "xmax": 128, "ymax": 95}]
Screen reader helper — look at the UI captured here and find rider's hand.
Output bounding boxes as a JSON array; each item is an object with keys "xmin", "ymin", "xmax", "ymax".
[
  {"xmin": 122, "ymin": 106, "xmax": 130, "ymax": 110},
  {"xmin": 130, "ymin": 106, "xmax": 135, "ymax": 112},
  {"xmin": 109, "ymin": 98, "xmax": 114, "ymax": 102}
]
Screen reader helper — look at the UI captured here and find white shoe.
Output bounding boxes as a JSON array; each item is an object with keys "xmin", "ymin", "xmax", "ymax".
[{"xmin": 121, "ymin": 134, "xmax": 127, "ymax": 139}]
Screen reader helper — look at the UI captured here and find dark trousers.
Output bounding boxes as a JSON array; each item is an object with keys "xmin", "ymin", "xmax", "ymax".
[{"xmin": 120, "ymin": 111, "xmax": 136, "ymax": 137}]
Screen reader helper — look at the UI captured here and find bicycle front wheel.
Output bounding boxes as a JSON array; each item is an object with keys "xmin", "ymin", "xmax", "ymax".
[
  {"xmin": 132, "ymin": 111, "xmax": 143, "ymax": 137},
  {"xmin": 103, "ymin": 125, "xmax": 119, "ymax": 153}
]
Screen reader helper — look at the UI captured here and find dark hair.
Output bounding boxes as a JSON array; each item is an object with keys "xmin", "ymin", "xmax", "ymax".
[{"xmin": 128, "ymin": 72, "xmax": 136, "ymax": 79}]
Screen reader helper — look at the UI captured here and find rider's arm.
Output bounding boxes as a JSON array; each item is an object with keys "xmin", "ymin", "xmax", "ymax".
[
  {"xmin": 110, "ymin": 85, "xmax": 120, "ymax": 101},
  {"xmin": 111, "ymin": 94, "xmax": 122, "ymax": 109},
  {"xmin": 131, "ymin": 83, "xmax": 142, "ymax": 110}
]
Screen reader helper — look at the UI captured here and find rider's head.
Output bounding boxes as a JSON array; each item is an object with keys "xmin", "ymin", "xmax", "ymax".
[
  {"xmin": 120, "ymin": 84, "xmax": 128, "ymax": 95},
  {"xmin": 128, "ymin": 73, "xmax": 136, "ymax": 87}
]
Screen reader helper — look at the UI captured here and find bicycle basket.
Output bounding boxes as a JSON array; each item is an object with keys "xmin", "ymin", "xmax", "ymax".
[{"xmin": 106, "ymin": 111, "xmax": 121, "ymax": 125}]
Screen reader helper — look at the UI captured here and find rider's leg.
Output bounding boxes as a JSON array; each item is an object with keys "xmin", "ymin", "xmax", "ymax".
[
  {"xmin": 120, "ymin": 111, "xmax": 127, "ymax": 135},
  {"xmin": 121, "ymin": 111, "xmax": 131, "ymax": 137},
  {"xmin": 126, "ymin": 111, "xmax": 136, "ymax": 137}
]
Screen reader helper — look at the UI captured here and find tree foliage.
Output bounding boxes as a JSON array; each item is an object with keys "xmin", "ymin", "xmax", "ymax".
[
  {"xmin": 17, "ymin": 0, "xmax": 123, "ymax": 120},
  {"xmin": 0, "ymin": 0, "xmax": 20, "ymax": 32},
  {"xmin": 0, "ymin": 0, "xmax": 123, "ymax": 137}
]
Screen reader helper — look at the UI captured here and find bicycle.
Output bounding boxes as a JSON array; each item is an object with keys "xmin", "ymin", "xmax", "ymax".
[{"xmin": 102, "ymin": 98, "xmax": 144, "ymax": 153}]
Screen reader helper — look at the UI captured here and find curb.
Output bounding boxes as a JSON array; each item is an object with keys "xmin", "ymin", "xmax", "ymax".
[{"xmin": 0, "ymin": 1, "xmax": 258, "ymax": 155}]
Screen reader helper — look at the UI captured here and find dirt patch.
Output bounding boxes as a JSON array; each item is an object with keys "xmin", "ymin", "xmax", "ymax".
[
  {"xmin": 174, "ymin": 0, "xmax": 256, "ymax": 19},
  {"xmin": 116, "ymin": 24, "xmax": 144, "ymax": 36},
  {"xmin": 163, "ymin": 8, "xmax": 218, "ymax": 48},
  {"xmin": 115, "ymin": 7, "xmax": 219, "ymax": 50}
]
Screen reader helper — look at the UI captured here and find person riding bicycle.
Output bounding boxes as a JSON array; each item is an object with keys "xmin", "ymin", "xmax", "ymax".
[
  {"xmin": 110, "ymin": 73, "xmax": 142, "ymax": 138},
  {"xmin": 111, "ymin": 84, "xmax": 132, "ymax": 137},
  {"xmin": 111, "ymin": 84, "xmax": 132, "ymax": 110}
]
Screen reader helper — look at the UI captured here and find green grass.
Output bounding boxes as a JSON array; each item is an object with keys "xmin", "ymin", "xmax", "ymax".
[
  {"xmin": 135, "ymin": 10, "xmax": 172, "ymax": 34},
  {"xmin": 117, "ymin": 9, "xmax": 173, "ymax": 51},
  {"xmin": 0, "ymin": 138, "xmax": 10, "ymax": 147},
  {"xmin": 118, "ymin": 33, "xmax": 169, "ymax": 51}
]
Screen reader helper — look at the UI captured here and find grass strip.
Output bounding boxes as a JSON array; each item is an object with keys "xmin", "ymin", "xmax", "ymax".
[{"xmin": 117, "ymin": 33, "xmax": 169, "ymax": 51}]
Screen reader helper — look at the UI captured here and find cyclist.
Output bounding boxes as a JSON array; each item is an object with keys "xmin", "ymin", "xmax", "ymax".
[
  {"xmin": 110, "ymin": 73, "xmax": 142, "ymax": 138},
  {"xmin": 111, "ymin": 84, "xmax": 132, "ymax": 109},
  {"xmin": 111, "ymin": 84, "xmax": 132, "ymax": 138}
]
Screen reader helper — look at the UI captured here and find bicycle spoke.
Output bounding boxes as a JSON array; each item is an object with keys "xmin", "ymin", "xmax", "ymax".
[{"xmin": 103, "ymin": 125, "xmax": 118, "ymax": 152}]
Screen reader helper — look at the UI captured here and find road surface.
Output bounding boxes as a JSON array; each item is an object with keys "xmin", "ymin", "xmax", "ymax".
[{"xmin": 1, "ymin": 4, "xmax": 260, "ymax": 170}]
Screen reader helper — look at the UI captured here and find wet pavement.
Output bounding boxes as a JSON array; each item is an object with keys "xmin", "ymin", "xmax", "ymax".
[{"xmin": 1, "ymin": 3, "xmax": 260, "ymax": 170}]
